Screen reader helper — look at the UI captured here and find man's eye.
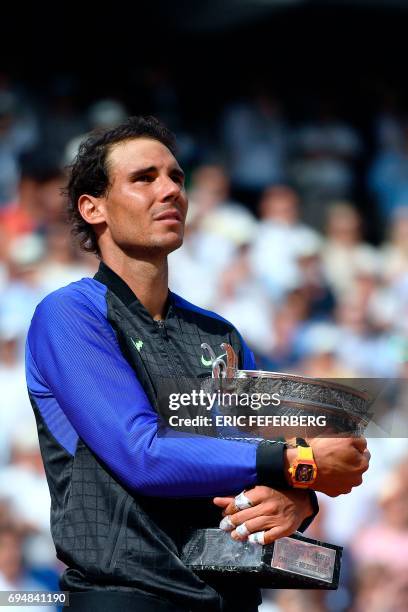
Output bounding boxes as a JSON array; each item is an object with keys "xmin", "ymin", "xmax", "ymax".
[{"xmin": 138, "ymin": 175, "xmax": 154, "ymax": 182}]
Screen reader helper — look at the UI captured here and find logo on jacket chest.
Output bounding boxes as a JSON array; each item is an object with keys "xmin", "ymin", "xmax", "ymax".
[{"xmin": 130, "ymin": 337, "xmax": 144, "ymax": 352}]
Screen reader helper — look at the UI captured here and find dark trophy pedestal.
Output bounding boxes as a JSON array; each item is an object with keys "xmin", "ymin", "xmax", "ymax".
[{"xmin": 182, "ymin": 529, "xmax": 342, "ymax": 590}]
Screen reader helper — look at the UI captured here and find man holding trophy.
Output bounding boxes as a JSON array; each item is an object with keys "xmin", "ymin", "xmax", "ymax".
[{"xmin": 26, "ymin": 116, "xmax": 370, "ymax": 611}]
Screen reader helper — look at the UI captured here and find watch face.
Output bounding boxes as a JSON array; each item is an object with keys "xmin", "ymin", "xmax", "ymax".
[{"xmin": 295, "ymin": 463, "xmax": 315, "ymax": 482}]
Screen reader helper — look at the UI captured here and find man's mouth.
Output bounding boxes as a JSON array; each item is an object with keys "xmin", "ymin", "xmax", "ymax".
[{"xmin": 153, "ymin": 209, "xmax": 183, "ymax": 223}]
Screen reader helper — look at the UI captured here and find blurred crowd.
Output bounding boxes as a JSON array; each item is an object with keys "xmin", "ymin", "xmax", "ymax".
[{"xmin": 0, "ymin": 73, "xmax": 407, "ymax": 611}]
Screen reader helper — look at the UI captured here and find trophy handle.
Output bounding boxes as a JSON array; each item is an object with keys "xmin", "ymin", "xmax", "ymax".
[
  {"xmin": 201, "ymin": 342, "xmax": 238, "ymax": 379},
  {"xmin": 212, "ymin": 356, "xmax": 227, "ymax": 379},
  {"xmin": 201, "ymin": 343, "xmax": 224, "ymax": 378},
  {"xmin": 221, "ymin": 343, "xmax": 238, "ymax": 378}
]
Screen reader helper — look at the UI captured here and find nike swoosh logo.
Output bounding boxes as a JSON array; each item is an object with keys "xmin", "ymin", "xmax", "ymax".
[{"xmin": 201, "ymin": 355, "xmax": 213, "ymax": 367}]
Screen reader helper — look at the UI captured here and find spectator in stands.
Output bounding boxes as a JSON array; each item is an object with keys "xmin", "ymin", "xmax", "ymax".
[
  {"xmin": 255, "ymin": 293, "xmax": 306, "ymax": 372},
  {"xmin": 381, "ymin": 206, "xmax": 408, "ymax": 283},
  {"xmin": 64, "ymin": 99, "xmax": 128, "ymax": 165},
  {"xmin": 250, "ymin": 185, "xmax": 321, "ymax": 299},
  {"xmin": 169, "ymin": 163, "xmax": 256, "ymax": 307},
  {"xmin": 41, "ymin": 75, "xmax": 86, "ymax": 162},
  {"xmin": 38, "ymin": 223, "xmax": 97, "ymax": 294},
  {"xmin": 0, "ymin": 90, "xmax": 39, "ymax": 206},
  {"xmin": 350, "ymin": 458, "xmax": 408, "ymax": 611},
  {"xmin": 321, "ymin": 202, "xmax": 379, "ymax": 299},
  {"xmin": 368, "ymin": 121, "xmax": 408, "ymax": 220},
  {"xmin": 221, "ymin": 90, "xmax": 289, "ymax": 208},
  {"xmin": 351, "ymin": 458, "xmax": 408, "ymax": 571},
  {"xmin": 0, "ymin": 152, "xmax": 65, "ymax": 238},
  {"xmin": 293, "ymin": 236, "xmax": 335, "ymax": 321},
  {"xmin": 290, "ymin": 102, "xmax": 362, "ymax": 227},
  {"xmin": 0, "ymin": 522, "xmax": 57, "ymax": 611},
  {"xmin": 0, "ymin": 326, "xmax": 34, "ymax": 465},
  {"xmin": 213, "ymin": 244, "xmax": 275, "ymax": 354}
]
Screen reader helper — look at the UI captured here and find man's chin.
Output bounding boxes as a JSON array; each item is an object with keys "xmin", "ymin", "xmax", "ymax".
[
  {"xmin": 163, "ymin": 239, "xmax": 184, "ymax": 256},
  {"xmin": 113, "ymin": 224, "xmax": 183, "ymax": 254},
  {"xmin": 157, "ymin": 232, "xmax": 184, "ymax": 254},
  {"xmin": 123, "ymin": 235, "xmax": 184, "ymax": 258}
]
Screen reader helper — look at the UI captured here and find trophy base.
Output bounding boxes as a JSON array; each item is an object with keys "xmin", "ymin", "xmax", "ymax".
[{"xmin": 181, "ymin": 529, "xmax": 342, "ymax": 590}]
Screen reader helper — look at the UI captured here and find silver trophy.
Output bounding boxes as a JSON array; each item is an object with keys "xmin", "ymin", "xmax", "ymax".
[
  {"xmin": 180, "ymin": 343, "xmax": 372, "ymax": 589},
  {"xmin": 200, "ymin": 342, "xmax": 371, "ymax": 438}
]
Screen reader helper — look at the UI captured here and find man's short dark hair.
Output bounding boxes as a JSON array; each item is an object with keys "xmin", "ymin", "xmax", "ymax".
[{"xmin": 66, "ymin": 115, "xmax": 177, "ymax": 255}]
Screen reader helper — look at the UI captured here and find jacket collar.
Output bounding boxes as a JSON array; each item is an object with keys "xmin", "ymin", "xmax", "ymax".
[{"xmin": 94, "ymin": 261, "xmax": 173, "ymax": 319}]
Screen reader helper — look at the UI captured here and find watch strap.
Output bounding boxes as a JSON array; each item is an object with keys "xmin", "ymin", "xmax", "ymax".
[
  {"xmin": 298, "ymin": 446, "xmax": 314, "ymax": 461},
  {"xmin": 296, "ymin": 437, "xmax": 309, "ymax": 447}
]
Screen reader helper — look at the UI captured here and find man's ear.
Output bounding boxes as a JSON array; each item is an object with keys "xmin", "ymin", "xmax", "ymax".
[{"xmin": 78, "ymin": 194, "xmax": 106, "ymax": 226}]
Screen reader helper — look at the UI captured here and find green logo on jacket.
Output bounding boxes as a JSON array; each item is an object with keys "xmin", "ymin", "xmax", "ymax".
[{"xmin": 131, "ymin": 338, "xmax": 144, "ymax": 352}]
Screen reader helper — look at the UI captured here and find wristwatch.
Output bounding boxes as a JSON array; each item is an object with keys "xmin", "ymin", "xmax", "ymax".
[{"xmin": 287, "ymin": 438, "xmax": 317, "ymax": 488}]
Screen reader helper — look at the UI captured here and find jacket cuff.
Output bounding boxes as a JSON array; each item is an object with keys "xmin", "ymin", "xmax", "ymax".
[{"xmin": 256, "ymin": 439, "xmax": 289, "ymax": 489}]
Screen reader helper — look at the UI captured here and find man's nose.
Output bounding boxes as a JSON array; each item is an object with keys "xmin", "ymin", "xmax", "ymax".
[{"xmin": 159, "ymin": 176, "xmax": 182, "ymax": 200}]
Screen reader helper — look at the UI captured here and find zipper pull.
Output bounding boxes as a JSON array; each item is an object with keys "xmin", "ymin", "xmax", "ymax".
[{"xmin": 156, "ymin": 319, "xmax": 167, "ymax": 338}]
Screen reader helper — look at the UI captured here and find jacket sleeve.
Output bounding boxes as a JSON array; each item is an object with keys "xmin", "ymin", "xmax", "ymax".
[{"xmin": 26, "ymin": 288, "xmax": 288, "ymax": 498}]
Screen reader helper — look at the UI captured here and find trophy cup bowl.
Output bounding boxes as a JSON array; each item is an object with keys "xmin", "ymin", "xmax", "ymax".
[{"xmin": 200, "ymin": 342, "xmax": 372, "ymax": 439}]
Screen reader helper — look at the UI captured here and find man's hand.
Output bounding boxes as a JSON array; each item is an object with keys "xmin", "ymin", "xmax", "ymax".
[
  {"xmin": 213, "ymin": 486, "xmax": 313, "ymax": 545},
  {"xmin": 308, "ymin": 436, "xmax": 370, "ymax": 497}
]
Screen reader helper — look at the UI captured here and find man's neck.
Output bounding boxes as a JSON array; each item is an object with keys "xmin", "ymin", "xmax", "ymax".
[{"xmin": 101, "ymin": 253, "xmax": 169, "ymax": 320}]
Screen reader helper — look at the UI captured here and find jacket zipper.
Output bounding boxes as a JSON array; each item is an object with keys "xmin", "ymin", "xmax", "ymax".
[
  {"xmin": 156, "ymin": 319, "xmax": 167, "ymax": 339},
  {"xmin": 155, "ymin": 319, "xmax": 186, "ymax": 378}
]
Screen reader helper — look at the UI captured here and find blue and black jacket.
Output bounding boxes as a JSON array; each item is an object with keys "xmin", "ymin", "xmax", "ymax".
[{"xmin": 25, "ymin": 262, "xmax": 317, "ymax": 610}]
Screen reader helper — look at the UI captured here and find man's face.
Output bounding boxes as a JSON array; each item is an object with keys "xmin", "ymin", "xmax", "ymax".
[{"xmin": 95, "ymin": 137, "xmax": 187, "ymax": 257}]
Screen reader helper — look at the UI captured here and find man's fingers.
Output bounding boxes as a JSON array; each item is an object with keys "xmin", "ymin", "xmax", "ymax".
[
  {"xmin": 230, "ymin": 516, "xmax": 295, "ymax": 542},
  {"xmin": 219, "ymin": 495, "xmax": 253, "ymax": 517},
  {"xmin": 220, "ymin": 487, "xmax": 272, "ymax": 516},
  {"xmin": 213, "ymin": 496, "xmax": 234, "ymax": 509},
  {"xmin": 353, "ymin": 446, "xmax": 370, "ymax": 476},
  {"xmin": 262, "ymin": 525, "xmax": 295, "ymax": 545},
  {"xmin": 219, "ymin": 504, "xmax": 268, "ymax": 530},
  {"xmin": 219, "ymin": 515, "xmax": 235, "ymax": 531},
  {"xmin": 221, "ymin": 497, "xmax": 257, "ymax": 518},
  {"xmin": 352, "ymin": 436, "xmax": 368, "ymax": 452},
  {"xmin": 248, "ymin": 531, "xmax": 265, "ymax": 545},
  {"xmin": 230, "ymin": 516, "xmax": 294, "ymax": 541},
  {"xmin": 220, "ymin": 500, "xmax": 238, "ymax": 516}
]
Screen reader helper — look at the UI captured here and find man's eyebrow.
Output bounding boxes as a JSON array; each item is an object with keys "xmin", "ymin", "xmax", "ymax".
[
  {"xmin": 128, "ymin": 166, "xmax": 156, "ymax": 180},
  {"xmin": 171, "ymin": 167, "xmax": 185, "ymax": 179},
  {"xmin": 128, "ymin": 166, "xmax": 185, "ymax": 180}
]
